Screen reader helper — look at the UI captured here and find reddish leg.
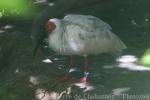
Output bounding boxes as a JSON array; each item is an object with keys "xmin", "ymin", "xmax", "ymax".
[
  {"xmin": 68, "ymin": 56, "xmax": 74, "ymax": 70},
  {"xmin": 83, "ymin": 56, "xmax": 88, "ymax": 72},
  {"xmin": 77, "ymin": 55, "xmax": 89, "ymax": 83},
  {"xmin": 57, "ymin": 56, "xmax": 74, "ymax": 81}
]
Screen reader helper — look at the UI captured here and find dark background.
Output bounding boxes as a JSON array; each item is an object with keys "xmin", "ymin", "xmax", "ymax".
[{"xmin": 0, "ymin": 0, "xmax": 150, "ymax": 100}]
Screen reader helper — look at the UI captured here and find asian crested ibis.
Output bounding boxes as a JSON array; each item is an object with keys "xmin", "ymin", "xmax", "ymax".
[{"xmin": 34, "ymin": 14, "xmax": 127, "ymax": 82}]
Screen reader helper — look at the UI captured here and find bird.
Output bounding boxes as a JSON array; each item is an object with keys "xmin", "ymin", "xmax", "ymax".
[{"xmin": 36, "ymin": 14, "xmax": 127, "ymax": 82}]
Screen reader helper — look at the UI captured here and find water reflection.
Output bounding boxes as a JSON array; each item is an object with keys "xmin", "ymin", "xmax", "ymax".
[
  {"xmin": 112, "ymin": 87, "xmax": 130, "ymax": 96},
  {"xmin": 117, "ymin": 55, "xmax": 150, "ymax": 71}
]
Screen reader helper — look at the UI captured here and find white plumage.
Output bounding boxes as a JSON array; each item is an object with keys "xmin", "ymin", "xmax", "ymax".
[{"xmin": 48, "ymin": 14, "xmax": 126, "ymax": 56}]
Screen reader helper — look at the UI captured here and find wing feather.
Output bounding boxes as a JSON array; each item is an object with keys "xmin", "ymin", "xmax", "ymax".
[{"xmin": 62, "ymin": 14, "xmax": 126, "ymax": 54}]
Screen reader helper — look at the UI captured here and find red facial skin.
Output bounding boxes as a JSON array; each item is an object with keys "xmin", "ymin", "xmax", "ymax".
[{"xmin": 46, "ymin": 21, "xmax": 56, "ymax": 33}]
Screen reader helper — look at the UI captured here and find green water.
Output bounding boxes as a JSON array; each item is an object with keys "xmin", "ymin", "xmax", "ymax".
[{"xmin": 0, "ymin": 0, "xmax": 150, "ymax": 100}]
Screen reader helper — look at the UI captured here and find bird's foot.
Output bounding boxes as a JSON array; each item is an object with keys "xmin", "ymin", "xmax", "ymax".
[
  {"xmin": 78, "ymin": 76, "xmax": 88, "ymax": 83},
  {"xmin": 56, "ymin": 74, "xmax": 70, "ymax": 82},
  {"xmin": 74, "ymin": 72, "xmax": 89, "ymax": 83}
]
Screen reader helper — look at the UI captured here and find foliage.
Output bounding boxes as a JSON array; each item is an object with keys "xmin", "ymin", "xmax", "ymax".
[
  {"xmin": 0, "ymin": 0, "xmax": 35, "ymax": 19},
  {"xmin": 139, "ymin": 48, "xmax": 150, "ymax": 67}
]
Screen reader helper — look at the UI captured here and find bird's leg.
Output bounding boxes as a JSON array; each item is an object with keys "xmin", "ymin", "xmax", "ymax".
[
  {"xmin": 64, "ymin": 56, "xmax": 74, "ymax": 77},
  {"xmin": 78, "ymin": 55, "xmax": 89, "ymax": 83},
  {"xmin": 57, "ymin": 56, "xmax": 74, "ymax": 81},
  {"xmin": 83, "ymin": 56, "xmax": 88, "ymax": 73},
  {"xmin": 68, "ymin": 56, "xmax": 74, "ymax": 70}
]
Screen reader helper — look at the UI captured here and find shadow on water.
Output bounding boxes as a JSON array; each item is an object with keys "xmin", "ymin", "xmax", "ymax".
[{"xmin": 0, "ymin": 0, "xmax": 150, "ymax": 100}]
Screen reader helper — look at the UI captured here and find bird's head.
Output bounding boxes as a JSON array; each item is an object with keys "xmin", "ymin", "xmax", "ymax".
[{"xmin": 46, "ymin": 20, "xmax": 56, "ymax": 34}]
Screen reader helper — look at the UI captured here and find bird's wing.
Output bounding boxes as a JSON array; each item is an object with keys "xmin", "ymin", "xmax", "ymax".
[
  {"xmin": 63, "ymin": 14, "xmax": 113, "ymax": 41},
  {"xmin": 63, "ymin": 14, "xmax": 112, "ymax": 30},
  {"xmin": 62, "ymin": 14, "xmax": 126, "ymax": 54}
]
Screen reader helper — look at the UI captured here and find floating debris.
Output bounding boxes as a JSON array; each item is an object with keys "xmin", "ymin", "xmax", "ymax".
[
  {"xmin": 117, "ymin": 55, "xmax": 138, "ymax": 63},
  {"xmin": 131, "ymin": 20, "xmax": 137, "ymax": 25},
  {"xmin": 48, "ymin": 2, "xmax": 55, "ymax": 6},
  {"xmin": 69, "ymin": 68, "xmax": 78, "ymax": 73},
  {"xmin": 42, "ymin": 58, "xmax": 53, "ymax": 63},
  {"xmin": 34, "ymin": 0, "xmax": 47, "ymax": 4},
  {"xmin": 29, "ymin": 76, "xmax": 39, "ymax": 85},
  {"xmin": 73, "ymin": 82, "xmax": 95, "ymax": 92},
  {"xmin": 118, "ymin": 63, "xmax": 150, "ymax": 71},
  {"xmin": 15, "ymin": 68, "xmax": 20, "ymax": 73},
  {"xmin": 112, "ymin": 87, "xmax": 130, "ymax": 96},
  {"xmin": 0, "ymin": 30, "xmax": 5, "ymax": 33},
  {"xmin": 54, "ymin": 58, "xmax": 59, "ymax": 61},
  {"xmin": 117, "ymin": 55, "xmax": 150, "ymax": 71},
  {"xmin": 145, "ymin": 18, "xmax": 149, "ymax": 22},
  {"xmin": 3, "ymin": 25, "xmax": 13, "ymax": 30},
  {"xmin": 44, "ymin": 45, "xmax": 48, "ymax": 48}
]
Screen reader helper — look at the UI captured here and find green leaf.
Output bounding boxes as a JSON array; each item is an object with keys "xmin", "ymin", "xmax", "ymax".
[{"xmin": 139, "ymin": 48, "xmax": 150, "ymax": 67}]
